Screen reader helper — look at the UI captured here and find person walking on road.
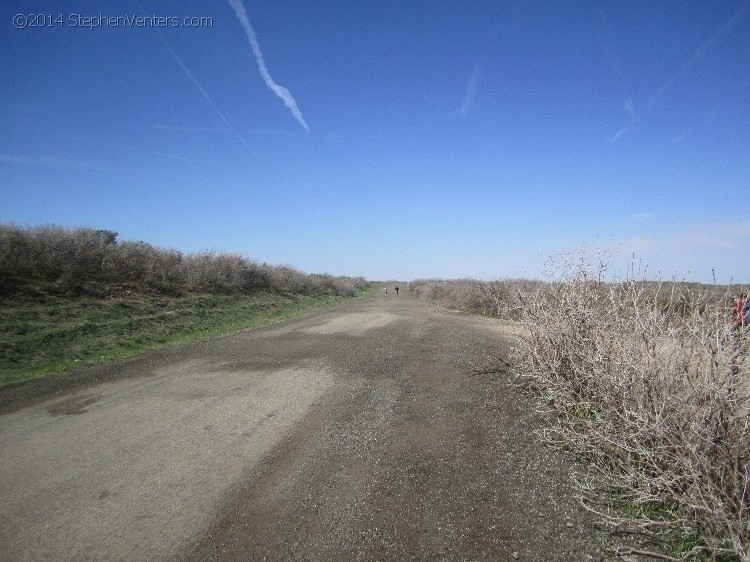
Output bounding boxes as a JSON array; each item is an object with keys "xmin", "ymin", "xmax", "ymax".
[{"xmin": 394, "ymin": 286, "xmax": 399, "ymax": 296}]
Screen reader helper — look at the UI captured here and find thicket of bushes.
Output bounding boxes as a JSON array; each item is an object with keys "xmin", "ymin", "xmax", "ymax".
[
  {"xmin": 410, "ymin": 254, "xmax": 749, "ymax": 561},
  {"xmin": 409, "ymin": 277, "xmax": 536, "ymax": 319},
  {"xmin": 0, "ymin": 225, "xmax": 366, "ymax": 298}
]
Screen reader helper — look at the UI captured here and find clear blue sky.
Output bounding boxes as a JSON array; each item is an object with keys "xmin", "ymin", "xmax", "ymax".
[{"xmin": 2, "ymin": 1, "xmax": 749, "ymax": 282}]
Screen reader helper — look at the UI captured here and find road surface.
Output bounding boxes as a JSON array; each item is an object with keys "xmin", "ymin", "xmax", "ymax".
[{"xmin": 0, "ymin": 290, "xmax": 600, "ymax": 560}]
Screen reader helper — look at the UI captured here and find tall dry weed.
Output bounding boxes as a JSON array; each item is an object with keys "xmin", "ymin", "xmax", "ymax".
[
  {"xmin": 409, "ymin": 251, "xmax": 749, "ymax": 559},
  {"xmin": 514, "ymin": 249, "xmax": 749, "ymax": 560}
]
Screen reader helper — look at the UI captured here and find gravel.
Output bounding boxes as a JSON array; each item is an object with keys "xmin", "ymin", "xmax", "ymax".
[{"xmin": 1, "ymin": 290, "xmax": 604, "ymax": 561}]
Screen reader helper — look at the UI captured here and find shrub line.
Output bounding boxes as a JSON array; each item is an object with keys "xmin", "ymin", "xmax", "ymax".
[{"xmin": 409, "ymin": 259, "xmax": 749, "ymax": 561}]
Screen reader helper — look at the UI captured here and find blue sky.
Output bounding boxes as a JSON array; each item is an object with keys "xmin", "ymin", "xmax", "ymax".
[{"xmin": 2, "ymin": 1, "xmax": 749, "ymax": 282}]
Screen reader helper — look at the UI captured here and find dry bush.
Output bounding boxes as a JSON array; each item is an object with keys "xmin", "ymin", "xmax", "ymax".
[
  {"xmin": 107, "ymin": 241, "xmax": 183, "ymax": 286},
  {"xmin": 0, "ymin": 224, "xmax": 365, "ymax": 298},
  {"xmin": 514, "ymin": 248, "xmax": 749, "ymax": 560},
  {"xmin": 409, "ymin": 277, "xmax": 544, "ymax": 319},
  {"xmin": 0, "ymin": 224, "xmax": 117, "ymax": 280},
  {"xmin": 264, "ymin": 264, "xmax": 309, "ymax": 294},
  {"xmin": 180, "ymin": 252, "xmax": 271, "ymax": 294},
  {"xmin": 304, "ymin": 273, "xmax": 364, "ymax": 296},
  {"xmin": 262, "ymin": 266, "xmax": 364, "ymax": 297},
  {"xmin": 408, "ymin": 251, "xmax": 749, "ymax": 558},
  {"xmin": 409, "ymin": 278, "xmax": 530, "ymax": 318}
]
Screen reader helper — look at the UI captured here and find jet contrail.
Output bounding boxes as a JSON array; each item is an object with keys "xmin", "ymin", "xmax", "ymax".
[
  {"xmin": 158, "ymin": 35, "xmax": 256, "ymax": 152},
  {"xmin": 648, "ymin": 0, "xmax": 748, "ymax": 110},
  {"xmin": 133, "ymin": 0, "xmax": 255, "ymax": 152},
  {"xmin": 456, "ymin": 64, "xmax": 481, "ymax": 118},
  {"xmin": 227, "ymin": 0, "xmax": 310, "ymax": 132}
]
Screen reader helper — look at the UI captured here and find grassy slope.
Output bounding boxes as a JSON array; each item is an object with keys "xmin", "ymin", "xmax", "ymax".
[{"xmin": 1, "ymin": 282, "xmax": 376, "ymax": 388}]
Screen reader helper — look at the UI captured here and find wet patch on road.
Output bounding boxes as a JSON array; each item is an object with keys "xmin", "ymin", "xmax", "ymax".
[{"xmin": 47, "ymin": 393, "xmax": 100, "ymax": 416}]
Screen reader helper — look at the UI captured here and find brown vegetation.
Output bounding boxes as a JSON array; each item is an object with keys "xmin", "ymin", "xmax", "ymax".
[
  {"xmin": 410, "ymin": 252, "xmax": 749, "ymax": 561},
  {"xmin": 409, "ymin": 277, "xmax": 534, "ymax": 319},
  {"xmin": 0, "ymin": 224, "xmax": 366, "ymax": 298}
]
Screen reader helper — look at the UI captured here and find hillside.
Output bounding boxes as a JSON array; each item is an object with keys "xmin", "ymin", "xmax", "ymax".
[{"xmin": 0, "ymin": 225, "xmax": 369, "ymax": 386}]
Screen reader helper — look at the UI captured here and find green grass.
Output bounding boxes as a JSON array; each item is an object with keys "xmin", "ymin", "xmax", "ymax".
[
  {"xmin": 604, "ymin": 490, "xmax": 741, "ymax": 561},
  {"xmin": 1, "ymin": 284, "xmax": 376, "ymax": 388}
]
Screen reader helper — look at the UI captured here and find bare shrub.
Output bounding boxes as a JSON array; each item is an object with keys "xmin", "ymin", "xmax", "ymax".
[
  {"xmin": 0, "ymin": 224, "xmax": 117, "ymax": 280},
  {"xmin": 305, "ymin": 273, "xmax": 359, "ymax": 296},
  {"xmin": 0, "ymin": 225, "xmax": 32, "ymax": 274},
  {"xmin": 514, "ymin": 248, "xmax": 749, "ymax": 560},
  {"xmin": 180, "ymin": 252, "xmax": 270, "ymax": 294},
  {"xmin": 408, "ymin": 252, "xmax": 748, "ymax": 559},
  {"xmin": 264, "ymin": 265, "xmax": 309, "ymax": 294},
  {"xmin": 108, "ymin": 241, "xmax": 183, "ymax": 285},
  {"xmin": 409, "ymin": 278, "xmax": 530, "ymax": 319},
  {"xmin": 0, "ymin": 224, "xmax": 366, "ymax": 298}
]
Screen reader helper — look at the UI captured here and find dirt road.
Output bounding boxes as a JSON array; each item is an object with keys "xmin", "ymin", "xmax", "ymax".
[{"xmin": 0, "ymin": 291, "xmax": 600, "ymax": 561}]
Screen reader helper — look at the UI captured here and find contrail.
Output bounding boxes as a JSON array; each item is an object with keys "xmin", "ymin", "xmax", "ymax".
[
  {"xmin": 607, "ymin": 98, "xmax": 638, "ymax": 143},
  {"xmin": 604, "ymin": 1, "xmax": 748, "ymax": 143},
  {"xmin": 456, "ymin": 64, "xmax": 481, "ymax": 118},
  {"xmin": 648, "ymin": 0, "xmax": 748, "ymax": 110},
  {"xmin": 158, "ymin": 35, "xmax": 256, "ymax": 152},
  {"xmin": 133, "ymin": 0, "xmax": 254, "ymax": 153},
  {"xmin": 227, "ymin": 0, "xmax": 310, "ymax": 132}
]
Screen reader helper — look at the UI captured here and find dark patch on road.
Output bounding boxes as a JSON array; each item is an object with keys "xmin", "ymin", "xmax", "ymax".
[{"xmin": 47, "ymin": 393, "xmax": 100, "ymax": 416}]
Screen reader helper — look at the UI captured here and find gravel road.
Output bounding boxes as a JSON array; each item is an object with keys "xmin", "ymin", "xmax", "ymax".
[{"xmin": 0, "ymin": 290, "xmax": 601, "ymax": 561}]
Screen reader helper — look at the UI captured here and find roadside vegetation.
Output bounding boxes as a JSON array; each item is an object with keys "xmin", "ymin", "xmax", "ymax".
[
  {"xmin": 410, "ymin": 250, "xmax": 749, "ymax": 561},
  {"xmin": 0, "ymin": 224, "xmax": 369, "ymax": 387}
]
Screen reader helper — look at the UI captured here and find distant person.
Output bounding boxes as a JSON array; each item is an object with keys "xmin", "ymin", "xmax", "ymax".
[
  {"xmin": 384, "ymin": 286, "xmax": 388, "ymax": 295},
  {"xmin": 394, "ymin": 286, "xmax": 399, "ymax": 296}
]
